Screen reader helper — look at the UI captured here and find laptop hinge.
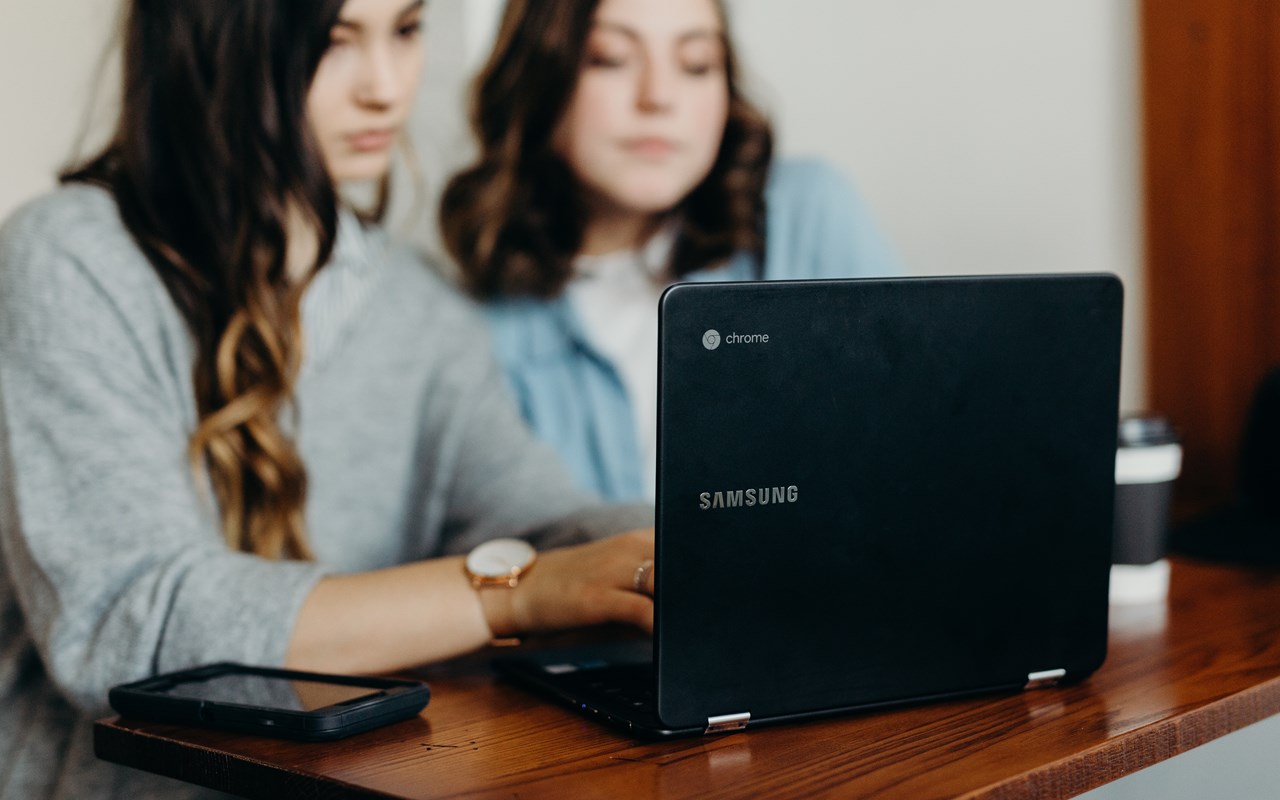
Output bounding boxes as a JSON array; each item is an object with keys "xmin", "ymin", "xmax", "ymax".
[
  {"xmin": 1024, "ymin": 668, "xmax": 1067, "ymax": 689},
  {"xmin": 705, "ymin": 712, "xmax": 750, "ymax": 734}
]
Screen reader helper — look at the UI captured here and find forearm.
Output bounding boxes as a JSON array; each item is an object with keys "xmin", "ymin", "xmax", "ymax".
[
  {"xmin": 284, "ymin": 556, "xmax": 496, "ymax": 675},
  {"xmin": 284, "ymin": 530, "xmax": 658, "ymax": 676}
]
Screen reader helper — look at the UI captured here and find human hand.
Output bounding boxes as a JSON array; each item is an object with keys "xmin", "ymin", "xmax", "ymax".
[{"xmin": 482, "ymin": 529, "xmax": 655, "ymax": 637}]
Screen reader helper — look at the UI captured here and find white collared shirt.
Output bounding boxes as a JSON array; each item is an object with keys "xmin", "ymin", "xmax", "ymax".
[{"xmin": 566, "ymin": 225, "xmax": 677, "ymax": 502}]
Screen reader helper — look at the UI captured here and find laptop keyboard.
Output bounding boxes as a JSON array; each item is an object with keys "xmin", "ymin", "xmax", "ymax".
[
  {"xmin": 581, "ymin": 663, "xmax": 655, "ymax": 709},
  {"xmin": 554, "ymin": 662, "xmax": 658, "ymax": 719}
]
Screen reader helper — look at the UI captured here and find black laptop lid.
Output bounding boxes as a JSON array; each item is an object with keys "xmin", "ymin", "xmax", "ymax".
[{"xmin": 654, "ymin": 274, "xmax": 1122, "ymax": 730}]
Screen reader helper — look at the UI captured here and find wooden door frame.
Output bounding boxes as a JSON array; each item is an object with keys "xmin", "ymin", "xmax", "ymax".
[{"xmin": 1143, "ymin": 0, "xmax": 1280, "ymax": 518}]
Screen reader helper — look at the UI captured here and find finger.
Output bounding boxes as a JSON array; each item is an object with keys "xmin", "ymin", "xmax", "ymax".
[
  {"xmin": 617, "ymin": 527, "xmax": 655, "ymax": 551},
  {"xmin": 609, "ymin": 589, "xmax": 654, "ymax": 634},
  {"xmin": 626, "ymin": 557, "xmax": 656, "ymax": 596}
]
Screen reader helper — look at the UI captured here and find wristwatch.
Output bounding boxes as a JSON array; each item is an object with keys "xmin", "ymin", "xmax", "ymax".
[{"xmin": 464, "ymin": 538, "xmax": 537, "ymax": 589}]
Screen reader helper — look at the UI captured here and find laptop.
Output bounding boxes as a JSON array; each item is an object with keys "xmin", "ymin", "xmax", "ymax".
[{"xmin": 495, "ymin": 274, "xmax": 1123, "ymax": 737}]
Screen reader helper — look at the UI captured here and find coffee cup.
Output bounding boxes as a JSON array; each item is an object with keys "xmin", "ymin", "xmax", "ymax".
[{"xmin": 1109, "ymin": 416, "xmax": 1182, "ymax": 604}]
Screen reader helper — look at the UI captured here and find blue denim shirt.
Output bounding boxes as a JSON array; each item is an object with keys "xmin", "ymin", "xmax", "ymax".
[{"xmin": 484, "ymin": 158, "xmax": 903, "ymax": 501}]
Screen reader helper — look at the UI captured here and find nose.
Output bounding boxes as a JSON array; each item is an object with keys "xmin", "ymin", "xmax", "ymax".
[
  {"xmin": 636, "ymin": 55, "xmax": 675, "ymax": 113},
  {"xmin": 355, "ymin": 44, "xmax": 402, "ymax": 109}
]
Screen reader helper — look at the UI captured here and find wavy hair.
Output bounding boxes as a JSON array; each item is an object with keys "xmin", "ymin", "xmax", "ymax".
[
  {"xmin": 439, "ymin": 0, "xmax": 773, "ymax": 298},
  {"xmin": 62, "ymin": 0, "xmax": 350, "ymax": 559}
]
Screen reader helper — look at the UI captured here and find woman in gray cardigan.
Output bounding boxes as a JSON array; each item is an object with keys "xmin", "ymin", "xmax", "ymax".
[{"xmin": 0, "ymin": 1, "xmax": 654, "ymax": 797}]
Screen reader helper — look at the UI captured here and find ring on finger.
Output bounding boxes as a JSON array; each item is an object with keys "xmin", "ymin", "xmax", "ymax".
[{"xmin": 632, "ymin": 558, "xmax": 655, "ymax": 593}]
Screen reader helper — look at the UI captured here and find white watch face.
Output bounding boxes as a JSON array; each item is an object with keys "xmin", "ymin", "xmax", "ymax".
[{"xmin": 466, "ymin": 538, "xmax": 536, "ymax": 579}]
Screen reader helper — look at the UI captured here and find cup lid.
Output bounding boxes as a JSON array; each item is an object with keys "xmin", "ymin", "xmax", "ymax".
[{"xmin": 1118, "ymin": 415, "xmax": 1179, "ymax": 447}]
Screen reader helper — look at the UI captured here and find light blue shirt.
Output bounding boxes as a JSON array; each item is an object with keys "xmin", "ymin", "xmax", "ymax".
[{"xmin": 484, "ymin": 158, "xmax": 903, "ymax": 501}]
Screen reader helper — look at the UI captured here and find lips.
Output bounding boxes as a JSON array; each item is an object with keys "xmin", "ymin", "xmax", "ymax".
[
  {"xmin": 622, "ymin": 137, "xmax": 678, "ymax": 158},
  {"xmin": 346, "ymin": 128, "xmax": 396, "ymax": 153}
]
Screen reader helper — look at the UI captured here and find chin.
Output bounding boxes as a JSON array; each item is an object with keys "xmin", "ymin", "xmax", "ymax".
[
  {"xmin": 609, "ymin": 167, "xmax": 708, "ymax": 214},
  {"xmin": 617, "ymin": 188, "xmax": 696, "ymax": 216},
  {"xmin": 329, "ymin": 152, "xmax": 393, "ymax": 184}
]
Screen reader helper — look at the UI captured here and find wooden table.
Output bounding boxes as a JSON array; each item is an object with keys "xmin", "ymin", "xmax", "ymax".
[{"xmin": 95, "ymin": 558, "xmax": 1280, "ymax": 799}]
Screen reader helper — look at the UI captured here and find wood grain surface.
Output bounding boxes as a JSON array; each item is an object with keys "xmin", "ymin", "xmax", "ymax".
[
  {"xmin": 1142, "ymin": 0, "xmax": 1280, "ymax": 519},
  {"xmin": 96, "ymin": 559, "xmax": 1280, "ymax": 799}
]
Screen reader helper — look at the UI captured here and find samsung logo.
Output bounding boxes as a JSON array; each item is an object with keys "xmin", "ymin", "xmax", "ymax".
[{"xmin": 698, "ymin": 485, "xmax": 798, "ymax": 510}]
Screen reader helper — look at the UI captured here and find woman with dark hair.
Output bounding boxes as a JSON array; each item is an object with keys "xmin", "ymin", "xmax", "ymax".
[
  {"xmin": 440, "ymin": 0, "xmax": 902, "ymax": 503},
  {"xmin": 0, "ymin": 1, "xmax": 655, "ymax": 795}
]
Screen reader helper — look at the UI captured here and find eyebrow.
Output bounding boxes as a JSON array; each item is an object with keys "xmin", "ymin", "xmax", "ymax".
[
  {"xmin": 592, "ymin": 21, "xmax": 723, "ymax": 46},
  {"xmin": 334, "ymin": 0, "xmax": 426, "ymax": 32}
]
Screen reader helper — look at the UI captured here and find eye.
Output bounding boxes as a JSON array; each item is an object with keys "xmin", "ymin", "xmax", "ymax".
[
  {"xmin": 584, "ymin": 31, "xmax": 633, "ymax": 70},
  {"xmin": 678, "ymin": 39, "xmax": 725, "ymax": 77},
  {"xmin": 326, "ymin": 23, "xmax": 357, "ymax": 52},
  {"xmin": 397, "ymin": 20, "xmax": 422, "ymax": 39},
  {"xmin": 586, "ymin": 51, "xmax": 628, "ymax": 69}
]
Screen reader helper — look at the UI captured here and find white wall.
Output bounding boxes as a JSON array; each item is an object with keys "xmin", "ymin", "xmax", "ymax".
[
  {"xmin": 727, "ymin": 0, "xmax": 1144, "ymax": 411},
  {"xmin": 0, "ymin": 0, "xmax": 119, "ymax": 218},
  {"xmin": 0, "ymin": 0, "xmax": 1145, "ymax": 410}
]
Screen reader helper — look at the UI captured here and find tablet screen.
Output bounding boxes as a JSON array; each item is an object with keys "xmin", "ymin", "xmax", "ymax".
[{"xmin": 158, "ymin": 672, "xmax": 384, "ymax": 711}]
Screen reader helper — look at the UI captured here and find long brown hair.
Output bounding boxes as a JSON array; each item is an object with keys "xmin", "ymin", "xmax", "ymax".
[
  {"xmin": 439, "ymin": 0, "xmax": 773, "ymax": 299},
  {"xmin": 62, "ymin": 0, "xmax": 350, "ymax": 559}
]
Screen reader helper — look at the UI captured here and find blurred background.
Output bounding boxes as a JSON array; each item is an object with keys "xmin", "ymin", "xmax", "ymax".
[
  {"xmin": 0, "ymin": 0, "xmax": 1147, "ymax": 411},
  {"xmin": 17, "ymin": 0, "xmax": 1269, "ymax": 533},
  {"xmin": 4, "ymin": 0, "xmax": 1277, "ymax": 547},
  {"xmin": 1, "ymin": 2, "xmax": 1278, "ymax": 795},
  {"xmin": 4, "ymin": 0, "xmax": 1274, "ymax": 539}
]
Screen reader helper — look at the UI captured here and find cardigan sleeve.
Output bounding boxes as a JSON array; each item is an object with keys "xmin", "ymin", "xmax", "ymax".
[
  {"xmin": 413, "ymin": 297, "xmax": 653, "ymax": 556},
  {"xmin": 0, "ymin": 195, "xmax": 329, "ymax": 714}
]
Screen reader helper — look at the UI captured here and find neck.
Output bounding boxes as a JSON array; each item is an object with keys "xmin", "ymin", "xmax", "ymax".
[{"xmin": 578, "ymin": 209, "xmax": 665, "ymax": 257}]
